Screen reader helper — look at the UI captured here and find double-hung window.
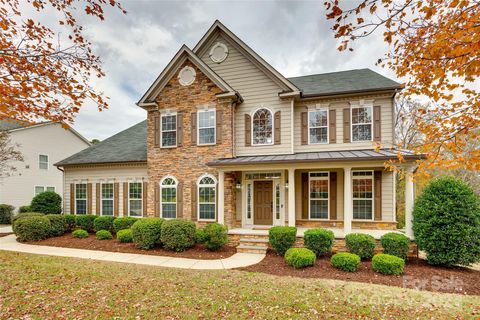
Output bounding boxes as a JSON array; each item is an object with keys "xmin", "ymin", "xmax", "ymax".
[
  {"xmin": 309, "ymin": 172, "xmax": 329, "ymax": 219},
  {"xmin": 198, "ymin": 110, "xmax": 216, "ymax": 145},
  {"xmin": 308, "ymin": 109, "xmax": 328, "ymax": 144},
  {"xmin": 161, "ymin": 114, "xmax": 177, "ymax": 147},
  {"xmin": 198, "ymin": 175, "xmax": 216, "ymax": 220},
  {"xmin": 351, "ymin": 105, "xmax": 372, "ymax": 141},
  {"xmin": 129, "ymin": 182, "xmax": 143, "ymax": 217},
  {"xmin": 352, "ymin": 171, "xmax": 374, "ymax": 219},
  {"xmin": 34, "ymin": 186, "xmax": 55, "ymax": 196},
  {"xmin": 101, "ymin": 183, "xmax": 114, "ymax": 216},
  {"xmin": 161, "ymin": 177, "xmax": 177, "ymax": 218},
  {"xmin": 39, "ymin": 154, "xmax": 48, "ymax": 170},
  {"xmin": 75, "ymin": 184, "xmax": 87, "ymax": 215}
]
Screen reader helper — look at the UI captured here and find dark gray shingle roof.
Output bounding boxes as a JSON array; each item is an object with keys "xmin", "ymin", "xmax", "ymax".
[
  {"xmin": 0, "ymin": 118, "xmax": 31, "ymax": 131},
  {"xmin": 287, "ymin": 69, "xmax": 401, "ymax": 97},
  {"xmin": 55, "ymin": 120, "xmax": 147, "ymax": 166}
]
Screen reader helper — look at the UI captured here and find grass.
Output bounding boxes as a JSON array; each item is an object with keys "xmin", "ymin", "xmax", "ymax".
[{"xmin": 0, "ymin": 251, "xmax": 478, "ymax": 319}]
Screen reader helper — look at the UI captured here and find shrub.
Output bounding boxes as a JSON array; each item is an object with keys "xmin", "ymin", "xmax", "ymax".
[
  {"xmin": 45, "ymin": 214, "xmax": 68, "ymax": 236},
  {"xmin": 381, "ymin": 232, "xmax": 410, "ymax": 260},
  {"xmin": 117, "ymin": 229, "xmax": 133, "ymax": 243},
  {"xmin": 75, "ymin": 215, "xmax": 97, "ymax": 232},
  {"xmin": 30, "ymin": 191, "xmax": 62, "ymax": 214},
  {"xmin": 113, "ymin": 217, "xmax": 138, "ymax": 233},
  {"xmin": 195, "ymin": 228, "xmax": 206, "ymax": 243},
  {"xmin": 94, "ymin": 216, "xmax": 116, "ymax": 232},
  {"xmin": 72, "ymin": 229, "xmax": 89, "ymax": 239},
  {"xmin": 345, "ymin": 233, "xmax": 376, "ymax": 260},
  {"xmin": 161, "ymin": 219, "xmax": 196, "ymax": 252},
  {"xmin": 131, "ymin": 218, "xmax": 164, "ymax": 249},
  {"xmin": 203, "ymin": 223, "xmax": 228, "ymax": 251},
  {"xmin": 304, "ymin": 228, "xmax": 335, "ymax": 256},
  {"xmin": 14, "ymin": 216, "xmax": 52, "ymax": 242},
  {"xmin": 331, "ymin": 252, "xmax": 361, "ymax": 272},
  {"xmin": 18, "ymin": 205, "xmax": 32, "ymax": 213},
  {"xmin": 268, "ymin": 226, "xmax": 297, "ymax": 256},
  {"xmin": 96, "ymin": 230, "xmax": 113, "ymax": 240},
  {"xmin": 372, "ymin": 253, "xmax": 405, "ymax": 275},
  {"xmin": 64, "ymin": 214, "xmax": 76, "ymax": 231},
  {"xmin": 284, "ymin": 248, "xmax": 316, "ymax": 268},
  {"xmin": 413, "ymin": 176, "xmax": 480, "ymax": 267},
  {"xmin": 0, "ymin": 204, "xmax": 14, "ymax": 224},
  {"xmin": 12, "ymin": 212, "xmax": 44, "ymax": 232}
]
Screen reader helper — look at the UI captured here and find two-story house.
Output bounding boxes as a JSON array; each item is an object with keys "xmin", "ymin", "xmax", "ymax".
[{"xmin": 55, "ymin": 21, "xmax": 423, "ymax": 241}]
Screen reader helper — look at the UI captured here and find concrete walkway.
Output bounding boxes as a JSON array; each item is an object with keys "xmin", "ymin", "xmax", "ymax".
[
  {"xmin": 0, "ymin": 225, "xmax": 13, "ymax": 233},
  {"xmin": 0, "ymin": 235, "xmax": 265, "ymax": 270}
]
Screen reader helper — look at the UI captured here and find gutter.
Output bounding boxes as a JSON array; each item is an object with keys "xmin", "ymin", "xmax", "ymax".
[{"xmin": 299, "ymin": 87, "xmax": 403, "ymax": 100}]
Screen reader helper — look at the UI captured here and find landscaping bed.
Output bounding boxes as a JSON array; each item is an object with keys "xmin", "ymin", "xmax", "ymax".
[
  {"xmin": 238, "ymin": 250, "xmax": 480, "ymax": 296},
  {"xmin": 0, "ymin": 233, "xmax": 13, "ymax": 238},
  {"xmin": 26, "ymin": 233, "xmax": 236, "ymax": 260}
]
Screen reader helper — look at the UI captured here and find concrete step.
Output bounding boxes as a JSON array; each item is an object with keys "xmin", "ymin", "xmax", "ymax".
[
  {"xmin": 236, "ymin": 244, "xmax": 268, "ymax": 254},
  {"xmin": 239, "ymin": 237, "xmax": 269, "ymax": 244}
]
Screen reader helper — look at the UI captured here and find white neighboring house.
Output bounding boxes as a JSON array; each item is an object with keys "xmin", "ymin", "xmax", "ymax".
[{"xmin": 0, "ymin": 119, "xmax": 90, "ymax": 212}]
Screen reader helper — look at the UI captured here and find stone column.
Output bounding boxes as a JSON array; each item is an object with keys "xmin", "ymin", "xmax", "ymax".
[
  {"xmin": 405, "ymin": 167, "xmax": 415, "ymax": 239},
  {"xmin": 343, "ymin": 167, "xmax": 352, "ymax": 235},
  {"xmin": 288, "ymin": 168, "xmax": 296, "ymax": 227},
  {"xmin": 218, "ymin": 170, "xmax": 225, "ymax": 225}
]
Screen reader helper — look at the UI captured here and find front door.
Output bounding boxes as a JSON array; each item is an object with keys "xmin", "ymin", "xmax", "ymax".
[{"xmin": 253, "ymin": 180, "xmax": 273, "ymax": 225}]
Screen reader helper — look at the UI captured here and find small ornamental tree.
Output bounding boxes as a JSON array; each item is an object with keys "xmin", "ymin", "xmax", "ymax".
[
  {"xmin": 30, "ymin": 191, "xmax": 62, "ymax": 214},
  {"xmin": 413, "ymin": 177, "xmax": 480, "ymax": 267}
]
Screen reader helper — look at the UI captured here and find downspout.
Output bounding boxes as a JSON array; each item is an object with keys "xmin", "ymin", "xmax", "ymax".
[{"xmin": 56, "ymin": 166, "xmax": 65, "ymax": 214}]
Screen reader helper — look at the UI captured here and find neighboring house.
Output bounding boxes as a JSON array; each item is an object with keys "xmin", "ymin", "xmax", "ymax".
[
  {"xmin": 55, "ymin": 21, "xmax": 424, "ymax": 240},
  {"xmin": 0, "ymin": 119, "xmax": 90, "ymax": 212}
]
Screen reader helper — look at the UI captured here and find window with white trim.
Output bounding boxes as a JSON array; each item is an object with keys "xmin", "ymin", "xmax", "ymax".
[
  {"xmin": 252, "ymin": 108, "xmax": 273, "ymax": 145},
  {"xmin": 309, "ymin": 109, "xmax": 328, "ymax": 144},
  {"xmin": 101, "ymin": 183, "xmax": 114, "ymax": 216},
  {"xmin": 129, "ymin": 182, "xmax": 143, "ymax": 217},
  {"xmin": 35, "ymin": 186, "xmax": 55, "ymax": 196},
  {"xmin": 309, "ymin": 172, "xmax": 329, "ymax": 219},
  {"xmin": 75, "ymin": 184, "xmax": 87, "ymax": 215},
  {"xmin": 46, "ymin": 186, "xmax": 55, "ymax": 192},
  {"xmin": 39, "ymin": 154, "xmax": 48, "ymax": 170},
  {"xmin": 198, "ymin": 175, "xmax": 216, "ymax": 220},
  {"xmin": 352, "ymin": 171, "xmax": 374, "ymax": 219},
  {"xmin": 198, "ymin": 110, "xmax": 216, "ymax": 145},
  {"xmin": 161, "ymin": 177, "xmax": 177, "ymax": 218},
  {"xmin": 351, "ymin": 106, "xmax": 372, "ymax": 141},
  {"xmin": 161, "ymin": 114, "xmax": 177, "ymax": 147}
]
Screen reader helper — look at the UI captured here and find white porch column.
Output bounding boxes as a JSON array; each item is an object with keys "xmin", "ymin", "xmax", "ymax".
[
  {"xmin": 405, "ymin": 168, "xmax": 415, "ymax": 239},
  {"xmin": 217, "ymin": 170, "xmax": 225, "ymax": 225},
  {"xmin": 288, "ymin": 168, "xmax": 296, "ymax": 227},
  {"xmin": 343, "ymin": 167, "xmax": 352, "ymax": 235}
]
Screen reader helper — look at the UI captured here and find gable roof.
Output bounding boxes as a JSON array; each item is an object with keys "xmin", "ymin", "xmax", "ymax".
[
  {"xmin": 55, "ymin": 120, "xmax": 147, "ymax": 166},
  {"xmin": 288, "ymin": 69, "xmax": 402, "ymax": 97},
  {"xmin": 137, "ymin": 45, "xmax": 239, "ymax": 107},
  {"xmin": 0, "ymin": 118, "xmax": 31, "ymax": 131}
]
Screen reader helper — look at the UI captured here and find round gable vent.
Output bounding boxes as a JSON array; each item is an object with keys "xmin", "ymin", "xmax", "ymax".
[
  {"xmin": 178, "ymin": 66, "xmax": 196, "ymax": 86},
  {"xmin": 209, "ymin": 42, "xmax": 228, "ymax": 63}
]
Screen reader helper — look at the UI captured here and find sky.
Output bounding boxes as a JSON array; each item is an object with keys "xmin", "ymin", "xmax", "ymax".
[{"xmin": 67, "ymin": 0, "xmax": 394, "ymax": 141}]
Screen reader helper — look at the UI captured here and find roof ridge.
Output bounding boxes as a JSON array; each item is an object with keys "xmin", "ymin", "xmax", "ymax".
[{"xmin": 287, "ymin": 68, "xmax": 371, "ymax": 79}]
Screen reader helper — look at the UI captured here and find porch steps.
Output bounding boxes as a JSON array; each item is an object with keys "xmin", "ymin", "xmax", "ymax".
[{"xmin": 236, "ymin": 236, "xmax": 269, "ymax": 254}]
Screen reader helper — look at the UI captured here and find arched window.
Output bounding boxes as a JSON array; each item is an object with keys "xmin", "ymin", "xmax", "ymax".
[
  {"xmin": 252, "ymin": 108, "xmax": 273, "ymax": 145},
  {"xmin": 160, "ymin": 176, "xmax": 177, "ymax": 218},
  {"xmin": 198, "ymin": 175, "xmax": 216, "ymax": 221}
]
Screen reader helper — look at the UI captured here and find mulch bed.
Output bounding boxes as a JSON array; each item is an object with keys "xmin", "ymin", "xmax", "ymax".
[
  {"xmin": 238, "ymin": 250, "xmax": 480, "ymax": 296},
  {"xmin": 0, "ymin": 233, "xmax": 13, "ymax": 238},
  {"xmin": 25, "ymin": 233, "xmax": 236, "ymax": 260}
]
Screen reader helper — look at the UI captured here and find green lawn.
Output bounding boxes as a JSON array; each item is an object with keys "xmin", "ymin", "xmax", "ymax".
[{"xmin": 0, "ymin": 251, "xmax": 478, "ymax": 319}]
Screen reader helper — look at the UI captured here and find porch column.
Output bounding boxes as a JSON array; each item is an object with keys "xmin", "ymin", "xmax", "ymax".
[
  {"xmin": 343, "ymin": 167, "xmax": 352, "ymax": 235},
  {"xmin": 405, "ymin": 167, "xmax": 415, "ymax": 239},
  {"xmin": 288, "ymin": 168, "xmax": 296, "ymax": 227},
  {"xmin": 218, "ymin": 170, "xmax": 225, "ymax": 225}
]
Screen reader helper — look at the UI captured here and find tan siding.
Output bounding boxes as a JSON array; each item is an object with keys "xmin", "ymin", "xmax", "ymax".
[{"xmin": 381, "ymin": 170, "xmax": 394, "ymax": 221}]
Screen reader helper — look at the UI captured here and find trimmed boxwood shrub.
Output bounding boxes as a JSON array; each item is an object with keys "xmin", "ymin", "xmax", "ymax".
[
  {"xmin": 75, "ymin": 215, "xmax": 96, "ymax": 232},
  {"xmin": 12, "ymin": 212, "xmax": 44, "ymax": 232},
  {"xmin": 161, "ymin": 219, "xmax": 196, "ymax": 252},
  {"xmin": 94, "ymin": 216, "xmax": 116, "ymax": 232},
  {"xmin": 268, "ymin": 226, "xmax": 297, "ymax": 256},
  {"xmin": 304, "ymin": 228, "xmax": 335, "ymax": 256},
  {"xmin": 19, "ymin": 205, "xmax": 32, "ymax": 213},
  {"xmin": 64, "ymin": 214, "xmax": 76, "ymax": 231},
  {"xmin": 285, "ymin": 248, "xmax": 316, "ymax": 268},
  {"xmin": 131, "ymin": 218, "xmax": 164, "ymax": 249},
  {"xmin": 72, "ymin": 229, "xmax": 89, "ymax": 238},
  {"xmin": 117, "ymin": 229, "xmax": 133, "ymax": 243},
  {"xmin": 345, "ymin": 233, "xmax": 376, "ymax": 260},
  {"xmin": 14, "ymin": 216, "xmax": 52, "ymax": 242},
  {"xmin": 195, "ymin": 228, "xmax": 206, "ymax": 243},
  {"xmin": 30, "ymin": 191, "xmax": 62, "ymax": 214},
  {"xmin": 96, "ymin": 230, "xmax": 113, "ymax": 240},
  {"xmin": 381, "ymin": 232, "xmax": 410, "ymax": 260},
  {"xmin": 203, "ymin": 223, "xmax": 228, "ymax": 251},
  {"xmin": 0, "ymin": 204, "xmax": 14, "ymax": 224},
  {"xmin": 331, "ymin": 252, "xmax": 361, "ymax": 272},
  {"xmin": 113, "ymin": 217, "xmax": 138, "ymax": 233},
  {"xmin": 413, "ymin": 176, "xmax": 480, "ymax": 267},
  {"xmin": 45, "ymin": 214, "xmax": 68, "ymax": 236},
  {"xmin": 372, "ymin": 253, "xmax": 405, "ymax": 275}
]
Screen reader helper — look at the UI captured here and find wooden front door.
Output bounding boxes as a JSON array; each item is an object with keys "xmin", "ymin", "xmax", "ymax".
[{"xmin": 254, "ymin": 180, "xmax": 273, "ymax": 225}]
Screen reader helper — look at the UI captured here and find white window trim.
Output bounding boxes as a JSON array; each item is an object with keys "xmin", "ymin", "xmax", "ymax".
[
  {"xmin": 34, "ymin": 185, "xmax": 56, "ymax": 196},
  {"xmin": 128, "ymin": 181, "xmax": 143, "ymax": 217},
  {"xmin": 308, "ymin": 172, "xmax": 330, "ymax": 220},
  {"xmin": 197, "ymin": 109, "xmax": 216, "ymax": 146},
  {"xmin": 351, "ymin": 105, "xmax": 373, "ymax": 142},
  {"xmin": 34, "ymin": 186, "xmax": 45, "ymax": 196},
  {"xmin": 352, "ymin": 170, "xmax": 375, "ymax": 221},
  {"xmin": 38, "ymin": 154, "xmax": 49, "ymax": 170},
  {"xmin": 251, "ymin": 107, "xmax": 274, "ymax": 146},
  {"xmin": 75, "ymin": 183, "xmax": 87, "ymax": 215},
  {"xmin": 308, "ymin": 108, "xmax": 329, "ymax": 145},
  {"xmin": 160, "ymin": 176, "xmax": 177, "ymax": 219},
  {"xmin": 160, "ymin": 112, "xmax": 177, "ymax": 148},
  {"xmin": 197, "ymin": 174, "xmax": 217, "ymax": 221},
  {"xmin": 100, "ymin": 183, "xmax": 114, "ymax": 216},
  {"xmin": 245, "ymin": 182, "xmax": 253, "ymax": 225}
]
